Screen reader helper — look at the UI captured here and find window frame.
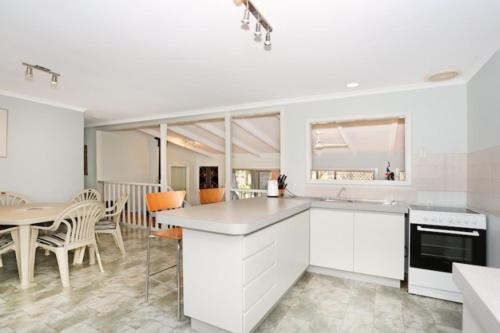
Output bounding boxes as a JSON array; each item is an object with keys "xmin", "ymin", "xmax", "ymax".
[{"xmin": 305, "ymin": 113, "xmax": 412, "ymax": 186}]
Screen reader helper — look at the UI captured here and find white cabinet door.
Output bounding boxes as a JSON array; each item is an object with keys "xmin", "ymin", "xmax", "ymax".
[
  {"xmin": 353, "ymin": 212, "xmax": 404, "ymax": 280},
  {"xmin": 310, "ymin": 209, "xmax": 354, "ymax": 272}
]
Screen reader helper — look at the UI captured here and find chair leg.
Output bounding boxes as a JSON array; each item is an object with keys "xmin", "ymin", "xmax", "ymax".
[
  {"xmin": 176, "ymin": 239, "xmax": 182, "ymax": 321},
  {"xmin": 92, "ymin": 243, "xmax": 104, "ymax": 273},
  {"xmin": 89, "ymin": 246, "xmax": 96, "ymax": 265},
  {"xmin": 73, "ymin": 248, "xmax": 81, "ymax": 265},
  {"xmin": 0, "ymin": 255, "xmax": 2, "ymax": 268},
  {"xmin": 113, "ymin": 226, "xmax": 127, "ymax": 257},
  {"xmin": 54, "ymin": 249, "xmax": 70, "ymax": 288},
  {"xmin": 73, "ymin": 246, "xmax": 86, "ymax": 265},
  {"xmin": 145, "ymin": 234, "xmax": 152, "ymax": 302}
]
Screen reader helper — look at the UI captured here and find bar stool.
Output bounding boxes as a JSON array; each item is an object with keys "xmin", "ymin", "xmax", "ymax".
[{"xmin": 145, "ymin": 191, "xmax": 186, "ymax": 320}]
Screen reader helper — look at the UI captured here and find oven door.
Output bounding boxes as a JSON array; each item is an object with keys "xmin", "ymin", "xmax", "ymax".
[{"xmin": 410, "ymin": 224, "xmax": 486, "ymax": 273}]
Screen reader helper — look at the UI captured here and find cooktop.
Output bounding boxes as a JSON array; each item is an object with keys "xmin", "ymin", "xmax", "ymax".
[{"xmin": 410, "ymin": 205, "xmax": 479, "ymax": 214}]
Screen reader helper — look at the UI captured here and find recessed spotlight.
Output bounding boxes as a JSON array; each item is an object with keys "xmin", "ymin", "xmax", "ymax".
[
  {"xmin": 427, "ymin": 70, "xmax": 460, "ymax": 82},
  {"xmin": 346, "ymin": 82, "xmax": 360, "ymax": 88}
]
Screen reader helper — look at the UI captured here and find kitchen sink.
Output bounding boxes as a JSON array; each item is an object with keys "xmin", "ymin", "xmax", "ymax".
[{"xmin": 323, "ymin": 197, "xmax": 397, "ymax": 205}]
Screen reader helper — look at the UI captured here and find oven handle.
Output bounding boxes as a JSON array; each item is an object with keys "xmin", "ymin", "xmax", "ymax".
[{"xmin": 417, "ymin": 226, "xmax": 480, "ymax": 237}]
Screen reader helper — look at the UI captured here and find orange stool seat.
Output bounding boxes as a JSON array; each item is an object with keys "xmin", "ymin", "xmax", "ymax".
[{"xmin": 153, "ymin": 227, "xmax": 183, "ymax": 241}]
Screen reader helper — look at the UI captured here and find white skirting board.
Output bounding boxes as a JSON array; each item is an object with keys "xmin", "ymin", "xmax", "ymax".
[{"xmin": 307, "ymin": 265, "xmax": 402, "ymax": 288}]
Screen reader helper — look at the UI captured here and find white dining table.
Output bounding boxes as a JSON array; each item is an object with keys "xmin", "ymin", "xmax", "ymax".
[{"xmin": 0, "ymin": 202, "xmax": 71, "ymax": 288}]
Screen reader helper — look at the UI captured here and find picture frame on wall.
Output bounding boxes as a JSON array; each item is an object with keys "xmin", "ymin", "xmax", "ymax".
[{"xmin": 0, "ymin": 109, "xmax": 7, "ymax": 158}]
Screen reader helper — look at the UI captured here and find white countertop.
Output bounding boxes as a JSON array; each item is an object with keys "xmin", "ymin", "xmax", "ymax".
[
  {"xmin": 453, "ymin": 263, "xmax": 500, "ymax": 333},
  {"xmin": 156, "ymin": 196, "xmax": 407, "ymax": 235},
  {"xmin": 156, "ymin": 197, "xmax": 311, "ymax": 235}
]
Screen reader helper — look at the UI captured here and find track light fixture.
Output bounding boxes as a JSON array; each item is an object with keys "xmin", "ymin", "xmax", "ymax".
[
  {"xmin": 22, "ymin": 62, "xmax": 61, "ymax": 87},
  {"xmin": 235, "ymin": 0, "xmax": 273, "ymax": 50}
]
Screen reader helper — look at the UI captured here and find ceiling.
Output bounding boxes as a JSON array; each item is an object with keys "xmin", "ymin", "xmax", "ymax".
[
  {"xmin": 1, "ymin": 0, "xmax": 499, "ymax": 125},
  {"xmin": 138, "ymin": 114, "xmax": 280, "ymax": 156}
]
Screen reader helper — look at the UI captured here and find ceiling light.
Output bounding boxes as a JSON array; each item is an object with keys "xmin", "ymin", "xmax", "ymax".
[
  {"xmin": 25, "ymin": 66, "xmax": 33, "ymax": 80},
  {"xmin": 51, "ymin": 74, "xmax": 59, "ymax": 87},
  {"xmin": 241, "ymin": 7, "xmax": 250, "ymax": 26},
  {"xmin": 22, "ymin": 62, "xmax": 61, "ymax": 87},
  {"xmin": 264, "ymin": 31, "xmax": 272, "ymax": 48},
  {"xmin": 427, "ymin": 70, "xmax": 461, "ymax": 82},
  {"xmin": 346, "ymin": 82, "xmax": 360, "ymax": 88}
]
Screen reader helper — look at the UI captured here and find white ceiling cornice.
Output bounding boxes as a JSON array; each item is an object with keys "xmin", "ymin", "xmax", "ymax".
[
  {"xmin": 0, "ymin": 89, "xmax": 87, "ymax": 112},
  {"xmin": 86, "ymin": 80, "xmax": 466, "ymax": 128}
]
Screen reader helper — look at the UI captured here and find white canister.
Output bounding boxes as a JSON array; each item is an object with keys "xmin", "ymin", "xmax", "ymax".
[{"xmin": 267, "ymin": 179, "xmax": 279, "ymax": 197}]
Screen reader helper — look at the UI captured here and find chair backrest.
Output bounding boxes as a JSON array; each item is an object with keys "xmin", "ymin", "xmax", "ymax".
[
  {"xmin": 71, "ymin": 189, "xmax": 101, "ymax": 203},
  {"xmin": 0, "ymin": 192, "xmax": 30, "ymax": 207},
  {"xmin": 146, "ymin": 191, "xmax": 186, "ymax": 213},
  {"xmin": 199, "ymin": 188, "xmax": 225, "ymax": 205},
  {"xmin": 55, "ymin": 201, "xmax": 105, "ymax": 245},
  {"xmin": 108, "ymin": 193, "xmax": 129, "ymax": 224}
]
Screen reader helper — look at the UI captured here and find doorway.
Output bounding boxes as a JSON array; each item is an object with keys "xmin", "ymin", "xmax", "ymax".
[{"xmin": 169, "ymin": 166, "xmax": 188, "ymax": 192}]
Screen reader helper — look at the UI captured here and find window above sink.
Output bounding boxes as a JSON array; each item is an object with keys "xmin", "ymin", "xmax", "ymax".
[{"xmin": 306, "ymin": 114, "xmax": 411, "ymax": 186}]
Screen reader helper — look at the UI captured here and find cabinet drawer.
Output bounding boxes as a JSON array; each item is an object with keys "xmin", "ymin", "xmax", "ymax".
[
  {"xmin": 243, "ymin": 224, "xmax": 276, "ymax": 259},
  {"xmin": 243, "ymin": 242, "xmax": 276, "ymax": 285},
  {"xmin": 243, "ymin": 262, "xmax": 276, "ymax": 311}
]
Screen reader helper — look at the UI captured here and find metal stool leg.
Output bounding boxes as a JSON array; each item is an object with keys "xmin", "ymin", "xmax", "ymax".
[
  {"xmin": 145, "ymin": 233, "xmax": 152, "ymax": 302},
  {"xmin": 176, "ymin": 239, "xmax": 182, "ymax": 321}
]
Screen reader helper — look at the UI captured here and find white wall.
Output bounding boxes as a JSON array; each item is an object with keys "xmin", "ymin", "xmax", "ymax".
[
  {"xmin": 98, "ymin": 130, "xmax": 159, "ymax": 184},
  {"xmin": 0, "ymin": 94, "xmax": 84, "ymax": 202},
  {"xmin": 467, "ymin": 49, "xmax": 500, "ymax": 268}
]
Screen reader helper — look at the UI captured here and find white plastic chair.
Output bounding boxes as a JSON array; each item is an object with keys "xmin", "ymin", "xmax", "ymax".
[
  {"xmin": 0, "ymin": 191, "xmax": 29, "ymax": 274},
  {"xmin": 0, "ymin": 226, "xmax": 20, "ymax": 276},
  {"xmin": 71, "ymin": 189, "xmax": 101, "ymax": 203},
  {"xmin": 95, "ymin": 193, "xmax": 129, "ymax": 257},
  {"xmin": 29, "ymin": 201, "xmax": 105, "ymax": 287},
  {"xmin": 0, "ymin": 191, "xmax": 30, "ymax": 207}
]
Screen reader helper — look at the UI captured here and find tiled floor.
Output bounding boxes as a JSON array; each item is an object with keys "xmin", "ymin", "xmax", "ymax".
[{"xmin": 0, "ymin": 226, "xmax": 462, "ymax": 333}]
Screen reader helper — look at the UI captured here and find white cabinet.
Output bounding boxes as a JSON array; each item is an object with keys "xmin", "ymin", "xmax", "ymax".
[
  {"xmin": 310, "ymin": 208, "xmax": 405, "ymax": 281},
  {"xmin": 353, "ymin": 212, "xmax": 405, "ymax": 280},
  {"xmin": 310, "ymin": 209, "xmax": 354, "ymax": 271},
  {"xmin": 184, "ymin": 211, "xmax": 310, "ymax": 333}
]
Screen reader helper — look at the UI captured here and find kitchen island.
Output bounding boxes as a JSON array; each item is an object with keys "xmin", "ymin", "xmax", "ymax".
[{"xmin": 156, "ymin": 197, "xmax": 311, "ymax": 333}]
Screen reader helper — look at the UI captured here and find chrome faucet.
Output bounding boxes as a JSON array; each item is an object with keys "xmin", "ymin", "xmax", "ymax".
[{"xmin": 336, "ymin": 187, "xmax": 347, "ymax": 199}]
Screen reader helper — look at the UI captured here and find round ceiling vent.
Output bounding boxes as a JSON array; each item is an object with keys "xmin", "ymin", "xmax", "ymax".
[{"xmin": 427, "ymin": 70, "xmax": 461, "ymax": 82}]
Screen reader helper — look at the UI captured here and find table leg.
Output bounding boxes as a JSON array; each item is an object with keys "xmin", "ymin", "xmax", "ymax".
[{"xmin": 18, "ymin": 225, "xmax": 32, "ymax": 289}]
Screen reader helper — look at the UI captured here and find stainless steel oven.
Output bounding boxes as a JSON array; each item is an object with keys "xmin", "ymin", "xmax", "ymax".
[{"xmin": 408, "ymin": 205, "xmax": 487, "ymax": 302}]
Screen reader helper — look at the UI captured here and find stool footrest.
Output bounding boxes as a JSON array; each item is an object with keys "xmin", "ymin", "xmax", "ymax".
[{"xmin": 147, "ymin": 264, "xmax": 177, "ymax": 278}]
